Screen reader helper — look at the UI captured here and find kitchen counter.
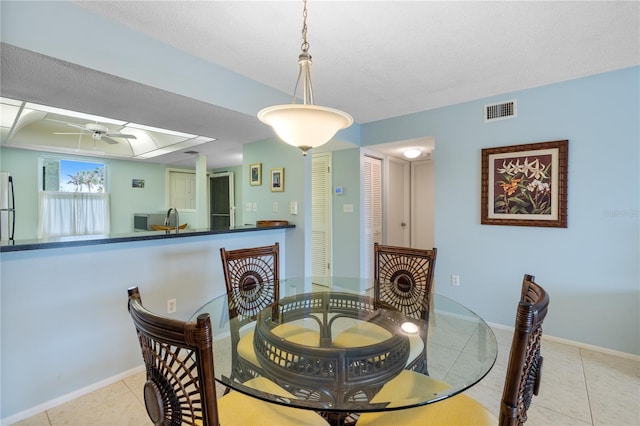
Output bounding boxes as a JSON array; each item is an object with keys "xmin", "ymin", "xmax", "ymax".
[{"xmin": 0, "ymin": 224, "xmax": 295, "ymax": 252}]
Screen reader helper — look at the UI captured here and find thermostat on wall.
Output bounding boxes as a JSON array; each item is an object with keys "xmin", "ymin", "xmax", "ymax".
[{"xmin": 335, "ymin": 186, "xmax": 344, "ymax": 195}]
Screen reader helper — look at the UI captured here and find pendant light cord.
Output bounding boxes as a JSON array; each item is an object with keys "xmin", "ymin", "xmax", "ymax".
[
  {"xmin": 293, "ymin": 0, "xmax": 314, "ymax": 105},
  {"xmin": 301, "ymin": 0, "xmax": 309, "ymax": 54}
]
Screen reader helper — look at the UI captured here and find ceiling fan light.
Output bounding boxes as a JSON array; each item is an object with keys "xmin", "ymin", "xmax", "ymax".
[
  {"xmin": 403, "ymin": 148, "xmax": 421, "ymax": 159},
  {"xmin": 258, "ymin": 104, "xmax": 353, "ymax": 155}
]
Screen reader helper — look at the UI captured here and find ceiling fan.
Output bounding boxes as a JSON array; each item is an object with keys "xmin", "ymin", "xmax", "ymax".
[{"xmin": 49, "ymin": 119, "xmax": 137, "ymax": 145}]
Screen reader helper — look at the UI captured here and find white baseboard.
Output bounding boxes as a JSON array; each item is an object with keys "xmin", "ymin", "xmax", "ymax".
[
  {"xmin": 487, "ymin": 321, "xmax": 640, "ymax": 362},
  {"xmin": 0, "ymin": 365, "xmax": 145, "ymax": 426}
]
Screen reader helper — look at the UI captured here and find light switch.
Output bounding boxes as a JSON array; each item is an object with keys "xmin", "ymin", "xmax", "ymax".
[
  {"xmin": 252, "ymin": 202, "xmax": 257, "ymax": 212},
  {"xmin": 343, "ymin": 204, "xmax": 354, "ymax": 213},
  {"xmin": 290, "ymin": 201, "xmax": 298, "ymax": 215},
  {"xmin": 245, "ymin": 202, "xmax": 252, "ymax": 212},
  {"xmin": 273, "ymin": 202, "xmax": 279, "ymax": 212}
]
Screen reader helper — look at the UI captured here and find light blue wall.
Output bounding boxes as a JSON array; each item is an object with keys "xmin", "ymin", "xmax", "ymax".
[
  {"xmin": 0, "ymin": 228, "xmax": 291, "ymax": 421},
  {"xmin": 331, "ymin": 148, "xmax": 362, "ymax": 277},
  {"xmin": 242, "ymin": 138, "xmax": 311, "ymax": 278},
  {"xmin": 361, "ymin": 67, "xmax": 640, "ymax": 355}
]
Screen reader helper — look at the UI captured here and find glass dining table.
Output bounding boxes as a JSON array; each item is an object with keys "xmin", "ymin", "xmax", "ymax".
[{"xmin": 191, "ymin": 276, "xmax": 497, "ymax": 424}]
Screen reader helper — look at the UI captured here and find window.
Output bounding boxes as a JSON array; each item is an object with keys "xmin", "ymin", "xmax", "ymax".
[
  {"xmin": 42, "ymin": 159, "xmax": 106, "ymax": 192},
  {"xmin": 38, "ymin": 158, "xmax": 110, "ymax": 238}
]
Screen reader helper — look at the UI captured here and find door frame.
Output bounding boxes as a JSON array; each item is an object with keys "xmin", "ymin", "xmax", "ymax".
[{"xmin": 208, "ymin": 171, "xmax": 235, "ymax": 227}]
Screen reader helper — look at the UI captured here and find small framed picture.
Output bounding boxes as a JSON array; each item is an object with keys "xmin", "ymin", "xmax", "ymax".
[
  {"xmin": 132, "ymin": 179, "xmax": 145, "ymax": 188},
  {"xmin": 270, "ymin": 168, "xmax": 284, "ymax": 192},
  {"xmin": 249, "ymin": 163, "xmax": 262, "ymax": 186}
]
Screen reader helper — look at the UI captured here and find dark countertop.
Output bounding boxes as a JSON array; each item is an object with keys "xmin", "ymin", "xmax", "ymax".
[{"xmin": 0, "ymin": 224, "xmax": 295, "ymax": 252}]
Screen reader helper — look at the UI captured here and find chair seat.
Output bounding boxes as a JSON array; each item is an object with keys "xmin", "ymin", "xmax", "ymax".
[
  {"xmin": 332, "ymin": 321, "xmax": 424, "ymax": 367},
  {"xmin": 238, "ymin": 323, "xmax": 320, "ymax": 367},
  {"xmin": 356, "ymin": 370, "xmax": 497, "ymax": 425},
  {"xmin": 218, "ymin": 376, "xmax": 329, "ymax": 425}
]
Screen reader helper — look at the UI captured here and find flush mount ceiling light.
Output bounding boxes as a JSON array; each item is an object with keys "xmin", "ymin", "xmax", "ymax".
[
  {"xmin": 257, "ymin": 0, "xmax": 353, "ymax": 156},
  {"xmin": 403, "ymin": 148, "xmax": 421, "ymax": 159}
]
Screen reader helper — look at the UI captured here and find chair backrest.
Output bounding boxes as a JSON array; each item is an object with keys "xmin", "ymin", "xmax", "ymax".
[
  {"xmin": 220, "ymin": 242, "xmax": 280, "ymax": 319},
  {"xmin": 127, "ymin": 287, "xmax": 219, "ymax": 426},
  {"xmin": 499, "ymin": 274, "xmax": 550, "ymax": 426},
  {"xmin": 374, "ymin": 243, "xmax": 437, "ymax": 320}
]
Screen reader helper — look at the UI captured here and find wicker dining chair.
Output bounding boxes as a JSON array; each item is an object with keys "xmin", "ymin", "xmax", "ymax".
[
  {"xmin": 357, "ymin": 273, "xmax": 550, "ymax": 426},
  {"xmin": 220, "ymin": 242, "xmax": 319, "ymax": 383},
  {"xmin": 333, "ymin": 243, "xmax": 437, "ymax": 373},
  {"xmin": 127, "ymin": 286, "xmax": 328, "ymax": 426}
]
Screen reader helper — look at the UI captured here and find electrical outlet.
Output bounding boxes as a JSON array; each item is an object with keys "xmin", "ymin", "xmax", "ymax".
[
  {"xmin": 450, "ymin": 275, "xmax": 460, "ymax": 286},
  {"xmin": 167, "ymin": 298, "xmax": 177, "ymax": 314},
  {"xmin": 273, "ymin": 202, "xmax": 279, "ymax": 212},
  {"xmin": 252, "ymin": 202, "xmax": 257, "ymax": 212},
  {"xmin": 245, "ymin": 202, "xmax": 252, "ymax": 212}
]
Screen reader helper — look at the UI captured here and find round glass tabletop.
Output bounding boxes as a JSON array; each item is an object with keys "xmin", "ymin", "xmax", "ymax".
[{"xmin": 191, "ymin": 276, "xmax": 497, "ymax": 414}]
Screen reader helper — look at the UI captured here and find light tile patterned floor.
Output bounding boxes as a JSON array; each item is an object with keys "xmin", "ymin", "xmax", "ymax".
[{"xmin": 11, "ymin": 328, "xmax": 640, "ymax": 426}]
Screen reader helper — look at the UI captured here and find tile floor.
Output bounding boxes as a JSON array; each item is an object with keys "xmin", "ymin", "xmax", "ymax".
[{"xmin": 11, "ymin": 328, "xmax": 640, "ymax": 426}]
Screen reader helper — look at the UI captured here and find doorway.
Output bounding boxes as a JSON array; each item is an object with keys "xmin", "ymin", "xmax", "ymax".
[
  {"xmin": 371, "ymin": 137, "xmax": 435, "ymax": 250},
  {"xmin": 209, "ymin": 172, "xmax": 235, "ymax": 227}
]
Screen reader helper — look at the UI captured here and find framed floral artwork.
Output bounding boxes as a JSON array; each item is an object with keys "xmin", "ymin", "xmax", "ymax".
[
  {"xmin": 249, "ymin": 163, "xmax": 262, "ymax": 186},
  {"xmin": 270, "ymin": 168, "xmax": 284, "ymax": 192},
  {"xmin": 481, "ymin": 140, "xmax": 568, "ymax": 228}
]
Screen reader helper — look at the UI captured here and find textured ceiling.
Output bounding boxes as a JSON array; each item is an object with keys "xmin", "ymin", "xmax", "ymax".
[{"xmin": 2, "ymin": 1, "xmax": 638, "ymax": 168}]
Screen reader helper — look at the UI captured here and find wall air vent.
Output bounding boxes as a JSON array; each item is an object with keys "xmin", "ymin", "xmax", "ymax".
[{"xmin": 484, "ymin": 99, "xmax": 517, "ymax": 122}]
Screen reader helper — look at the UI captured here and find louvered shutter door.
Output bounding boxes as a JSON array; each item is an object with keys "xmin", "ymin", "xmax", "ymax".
[
  {"xmin": 363, "ymin": 156, "xmax": 382, "ymax": 278},
  {"xmin": 312, "ymin": 153, "xmax": 331, "ymax": 278}
]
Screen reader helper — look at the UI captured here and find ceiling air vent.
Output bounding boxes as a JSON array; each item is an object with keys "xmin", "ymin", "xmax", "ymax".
[{"xmin": 484, "ymin": 99, "xmax": 516, "ymax": 123}]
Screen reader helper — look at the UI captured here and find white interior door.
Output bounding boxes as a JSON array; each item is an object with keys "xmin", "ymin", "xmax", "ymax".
[
  {"xmin": 362, "ymin": 155, "xmax": 382, "ymax": 279},
  {"xmin": 411, "ymin": 159, "xmax": 435, "ymax": 249},
  {"xmin": 168, "ymin": 171, "xmax": 195, "ymax": 210},
  {"xmin": 387, "ymin": 157, "xmax": 410, "ymax": 246},
  {"xmin": 312, "ymin": 153, "xmax": 332, "ymax": 279}
]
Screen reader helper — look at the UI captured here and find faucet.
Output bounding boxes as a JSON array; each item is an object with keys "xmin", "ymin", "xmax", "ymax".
[{"xmin": 165, "ymin": 208, "xmax": 179, "ymax": 234}]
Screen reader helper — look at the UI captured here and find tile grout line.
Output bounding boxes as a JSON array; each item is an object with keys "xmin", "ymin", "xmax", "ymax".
[{"xmin": 579, "ymin": 347, "xmax": 596, "ymax": 426}]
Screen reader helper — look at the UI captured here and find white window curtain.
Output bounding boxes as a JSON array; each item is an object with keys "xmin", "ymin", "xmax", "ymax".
[{"xmin": 38, "ymin": 192, "xmax": 110, "ymax": 238}]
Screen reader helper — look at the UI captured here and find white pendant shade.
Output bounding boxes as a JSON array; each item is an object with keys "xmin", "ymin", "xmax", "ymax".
[{"xmin": 258, "ymin": 104, "xmax": 353, "ymax": 155}]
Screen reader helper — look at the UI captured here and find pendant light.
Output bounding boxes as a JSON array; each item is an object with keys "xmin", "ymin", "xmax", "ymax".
[{"xmin": 258, "ymin": 0, "xmax": 353, "ymax": 156}]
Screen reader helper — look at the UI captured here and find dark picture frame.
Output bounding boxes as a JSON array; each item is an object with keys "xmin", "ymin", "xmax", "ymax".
[
  {"xmin": 270, "ymin": 168, "xmax": 284, "ymax": 192},
  {"xmin": 249, "ymin": 163, "xmax": 262, "ymax": 186},
  {"xmin": 481, "ymin": 140, "xmax": 568, "ymax": 228}
]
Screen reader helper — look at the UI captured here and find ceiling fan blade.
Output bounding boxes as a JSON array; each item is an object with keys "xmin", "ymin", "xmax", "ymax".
[
  {"xmin": 106, "ymin": 133, "xmax": 137, "ymax": 139},
  {"xmin": 65, "ymin": 123, "xmax": 87, "ymax": 131},
  {"xmin": 54, "ymin": 132, "xmax": 85, "ymax": 135},
  {"xmin": 45, "ymin": 118, "xmax": 87, "ymax": 131},
  {"xmin": 101, "ymin": 136, "xmax": 119, "ymax": 145}
]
